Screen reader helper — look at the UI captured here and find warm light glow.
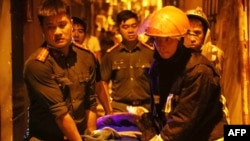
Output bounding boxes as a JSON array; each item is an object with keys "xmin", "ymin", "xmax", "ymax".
[{"xmin": 98, "ymin": 0, "xmax": 163, "ymax": 33}]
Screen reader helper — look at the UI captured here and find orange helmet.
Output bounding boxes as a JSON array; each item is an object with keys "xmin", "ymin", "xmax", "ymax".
[
  {"xmin": 186, "ymin": 7, "xmax": 209, "ymax": 28},
  {"xmin": 143, "ymin": 6, "xmax": 190, "ymax": 37},
  {"xmin": 137, "ymin": 14, "xmax": 153, "ymax": 35}
]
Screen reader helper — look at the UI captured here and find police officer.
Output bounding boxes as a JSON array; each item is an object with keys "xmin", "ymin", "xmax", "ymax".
[
  {"xmin": 23, "ymin": 0, "xmax": 97, "ymax": 140},
  {"xmin": 100, "ymin": 10, "xmax": 154, "ymax": 112}
]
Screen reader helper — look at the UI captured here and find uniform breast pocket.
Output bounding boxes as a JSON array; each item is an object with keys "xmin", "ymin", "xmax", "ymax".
[
  {"xmin": 52, "ymin": 72, "xmax": 72, "ymax": 88},
  {"xmin": 111, "ymin": 60, "xmax": 127, "ymax": 79},
  {"xmin": 135, "ymin": 61, "xmax": 151, "ymax": 76}
]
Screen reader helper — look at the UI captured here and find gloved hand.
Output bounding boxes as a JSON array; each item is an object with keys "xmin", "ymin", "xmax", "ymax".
[
  {"xmin": 82, "ymin": 127, "xmax": 121, "ymax": 141},
  {"xmin": 135, "ymin": 113, "xmax": 164, "ymax": 141},
  {"xmin": 149, "ymin": 135, "xmax": 164, "ymax": 141}
]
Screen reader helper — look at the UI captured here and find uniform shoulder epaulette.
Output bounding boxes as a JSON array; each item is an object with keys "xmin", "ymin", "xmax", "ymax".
[
  {"xmin": 141, "ymin": 42, "xmax": 154, "ymax": 50},
  {"xmin": 36, "ymin": 47, "xmax": 49, "ymax": 62},
  {"xmin": 73, "ymin": 42, "xmax": 90, "ymax": 51},
  {"xmin": 106, "ymin": 43, "xmax": 121, "ymax": 53}
]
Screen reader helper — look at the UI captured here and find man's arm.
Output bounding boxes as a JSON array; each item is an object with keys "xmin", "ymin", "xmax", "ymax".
[
  {"xmin": 85, "ymin": 108, "xmax": 97, "ymax": 133},
  {"xmin": 96, "ymin": 81, "xmax": 113, "ymax": 115},
  {"xmin": 56, "ymin": 113, "xmax": 82, "ymax": 141}
]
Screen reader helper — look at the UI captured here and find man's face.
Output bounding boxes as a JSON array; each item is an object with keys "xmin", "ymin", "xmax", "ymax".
[
  {"xmin": 184, "ymin": 19, "xmax": 205, "ymax": 51},
  {"xmin": 118, "ymin": 18, "xmax": 138, "ymax": 42},
  {"xmin": 154, "ymin": 37, "xmax": 179, "ymax": 59},
  {"xmin": 72, "ymin": 24, "xmax": 85, "ymax": 44},
  {"xmin": 41, "ymin": 13, "xmax": 72, "ymax": 48}
]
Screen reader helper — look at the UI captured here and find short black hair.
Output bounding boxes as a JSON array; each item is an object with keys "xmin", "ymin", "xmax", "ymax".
[
  {"xmin": 116, "ymin": 10, "xmax": 138, "ymax": 26},
  {"xmin": 71, "ymin": 16, "xmax": 87, "ymax": 33},
  {"xmin": 37, "ymin": 0, "xmax": 71, "ymax": 26}
]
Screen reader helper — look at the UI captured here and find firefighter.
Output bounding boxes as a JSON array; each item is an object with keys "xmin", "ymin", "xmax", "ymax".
[
  {"xmin": 184, "ymin": 7, "xmax": 224, "ymax": 76},
  {"xmin": 136, "ymin": 6, "xmax": 227, "ymax": 141},
  {"xmin": 184, "ymin": 7, "xmax": 229, "ymax": 124}
]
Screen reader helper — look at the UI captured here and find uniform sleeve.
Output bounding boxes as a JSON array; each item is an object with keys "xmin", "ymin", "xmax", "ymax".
[
  {"xmin": 23, "ymin": 60, "xmax": 68, "ymax": 119},
  {"xmin": 100, "ymin": 53, "xmax": 113, "ymax": 81},
  {"xmin": 95, "ymin": 59, "xmax": 101, "ymax": 82},
  {"xmin": 160, "ymin": 64, "xmax": 221, "ymax": 140}
]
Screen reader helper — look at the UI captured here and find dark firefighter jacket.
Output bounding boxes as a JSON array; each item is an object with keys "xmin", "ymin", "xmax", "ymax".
[{"xmin": 149, "ymin": 41, "xmax": 227, "ymax": 141}]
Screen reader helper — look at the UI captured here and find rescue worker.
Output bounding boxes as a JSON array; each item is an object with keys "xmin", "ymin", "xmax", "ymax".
[
  {"xmin": 23, "ymin": 0, "xmax": 98, "ymax": 140},
  {"xmin": 100, "ymin": 10, "xmax": 154, "ymax": 112},
  {"xmin": 184, "ymin": 7, "xmax": 229, "ymax": 123},
  {"xmin": 184, "ymin": 7, "xmax": 224, "ymax": 76},
  {"xmin": 136, "ymin": 6, "xmax": 228, "ymax": 141}
]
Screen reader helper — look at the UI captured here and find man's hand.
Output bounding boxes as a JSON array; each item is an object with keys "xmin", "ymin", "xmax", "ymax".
[{"xmin": 135, "ymin": 113, "xmax": 163, "ymax": 141}]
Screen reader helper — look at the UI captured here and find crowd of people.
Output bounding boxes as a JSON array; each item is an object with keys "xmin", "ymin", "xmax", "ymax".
[{"xmin": 23, "ymin": 0, "xmax": 229, "ymax": 141}]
